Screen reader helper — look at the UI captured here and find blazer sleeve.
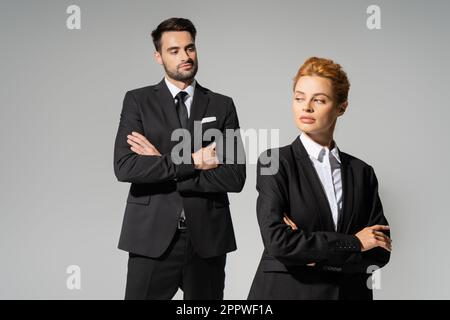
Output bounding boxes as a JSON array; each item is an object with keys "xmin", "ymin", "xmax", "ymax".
[
  {"xmin": 113, "ymin": 91, "xmax": 196, "ymax": 184},
  {"xmin": 336, "ymin": 166, "xmax": 391, "ymax": 274},
  {"xmin": 176, "ymin": 98, "xmax": 246, "ymax": 193},
  {"xmin": 256, "ymin": 154, "xmax": 363, "ymax": 267}
]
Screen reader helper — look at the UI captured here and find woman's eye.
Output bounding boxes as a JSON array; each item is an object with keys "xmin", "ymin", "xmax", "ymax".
[
  {"xmin": 295, "ymin": 97, "xmax": 304, "ymax": 102},
  {"xmin": 314, "ymin": 99, "xmax": 325, "ymax": 104}
]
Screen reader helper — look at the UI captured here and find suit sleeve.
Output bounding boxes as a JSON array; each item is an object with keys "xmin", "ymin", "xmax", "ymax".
[
  {"xmin": 176, "ymin": 98, "xmax": 246, "ymax": 193},
  {"xmin": 113, "ymin": 91, "xmax": 196, "ymax": 184},
  {"xmin": 335, "ymin": 166, "xmax": 391, "ymax": 274},
  {"xmin": 256, "ymin": 154, "xmax": 363, "ymax": 267}
]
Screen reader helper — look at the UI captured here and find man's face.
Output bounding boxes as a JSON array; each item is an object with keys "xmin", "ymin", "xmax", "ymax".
[{"xmin": 154, "ymin": 31, "xmax": 198, "ymax": 82}]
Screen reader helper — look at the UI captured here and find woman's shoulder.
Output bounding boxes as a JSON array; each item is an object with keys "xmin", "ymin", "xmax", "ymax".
[
  {"xmin": 256, "ymin": 144, "xmax": 295, "ymax": 178},
  {"xmin": 339, "ymin": 150, "xmax": 376, "ymax": 174}
]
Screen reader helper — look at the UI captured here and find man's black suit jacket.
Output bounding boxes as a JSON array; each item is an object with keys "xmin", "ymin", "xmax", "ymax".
[
  {"xmin": 114, "ymin": 79, "xmax": 246, "ymax": 258},
  {"xmin": 248, "ymin": 137, "xmax": 390, "ymax": 300}
]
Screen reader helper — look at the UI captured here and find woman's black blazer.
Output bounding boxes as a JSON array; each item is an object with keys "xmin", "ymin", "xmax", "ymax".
[{"xmin": 248, "ymin": 137, "xmax": 391, "ymax": 300}]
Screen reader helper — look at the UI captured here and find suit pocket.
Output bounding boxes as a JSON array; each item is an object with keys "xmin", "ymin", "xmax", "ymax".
[{"xmin": 126, "ymin": 184, "xmax": 151, "ymax": 205}]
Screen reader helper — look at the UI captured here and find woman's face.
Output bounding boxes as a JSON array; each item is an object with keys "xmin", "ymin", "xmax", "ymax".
[{"xmin": 292, "ymin": 75, "xmax": 345, "ymax": 138}]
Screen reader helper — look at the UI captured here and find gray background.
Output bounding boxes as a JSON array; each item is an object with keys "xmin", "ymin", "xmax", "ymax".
[{"xmin": 1, "ymin": 0, "xmax": 449, "ymax": 299}]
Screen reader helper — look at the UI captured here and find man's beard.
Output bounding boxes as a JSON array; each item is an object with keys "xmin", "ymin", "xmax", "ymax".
[{"xmin": 164, "ymin": 59, "xmax": 198, "ymax": 82}]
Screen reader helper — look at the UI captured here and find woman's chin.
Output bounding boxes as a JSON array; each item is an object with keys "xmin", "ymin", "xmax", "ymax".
[{"xmin": 297, "ymin": 124, "xmax": 317, "ymax": 134}]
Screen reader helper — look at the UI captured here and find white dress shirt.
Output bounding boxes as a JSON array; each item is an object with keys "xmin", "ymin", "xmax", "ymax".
[
  {"xmin": 300, "ymin": 133, "xmax": 343, "ymax": 231},
  {"xmin": 164, "ymin": 77, "xmax": 196, "ymax": 117},
  {"xmin": 164, "ymin": 77, "xmax": 196, "ymax": 224}
]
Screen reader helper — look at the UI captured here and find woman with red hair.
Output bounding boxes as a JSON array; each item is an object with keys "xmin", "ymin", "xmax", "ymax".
[{"xmin": 248, "ymin": 57, "xmax": 392, "ymax": 300}]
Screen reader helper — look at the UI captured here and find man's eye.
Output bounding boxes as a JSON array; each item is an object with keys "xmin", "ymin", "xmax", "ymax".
[
  {"xmin": 170, "ymin": 50, "xmax": 178, "ymax": 54},
  {"xmin": 188, "ymin": 47, "xmax": 195, "ymax": 52}
]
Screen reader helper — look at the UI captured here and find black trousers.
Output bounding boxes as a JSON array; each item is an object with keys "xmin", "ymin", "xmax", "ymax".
[{"xmin": 124, "ymin": 228, "xmax": 226, "ymax": 300}]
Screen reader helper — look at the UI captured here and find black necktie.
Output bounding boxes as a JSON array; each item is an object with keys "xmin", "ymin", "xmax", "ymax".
[{"xmin": 174, "ymin": 91, "xmax": 189, "ymax": 129}]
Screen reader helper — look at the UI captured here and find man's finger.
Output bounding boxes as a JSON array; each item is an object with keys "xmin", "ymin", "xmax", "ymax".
[
  {"xmin": 378, "ymin": 241, "xmax": 392, "ymax": 252},
  {"xmin": 128, "ymin": 139, "xmax": 143, "ymax": 149},
  {"xmin": 373, "ymin": 231, "xmax": 391, "ymax": 241},
  {"xmin": 369, "ymin": 225, "xmax": 390, "ymax": 231},
  {"xmin": 129, "ymin": 133, "xmax": 153, "ymax": 148},
  {"xmin": 130, "ymin": 146, "xmax": 142, "ymax": 155},
  {"xmin": 374, "ymin": 234, "xmax": 391, "ymax": 244}
]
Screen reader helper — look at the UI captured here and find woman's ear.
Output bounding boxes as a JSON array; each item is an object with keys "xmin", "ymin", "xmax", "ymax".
[{"xmin": 338, "ymin": 101, "xmax": 348, "ymax": 116}]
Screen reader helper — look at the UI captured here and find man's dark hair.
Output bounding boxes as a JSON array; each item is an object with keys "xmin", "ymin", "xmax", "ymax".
[{"xmin": 151, "ymin": 18, "xmax": 197, "ymax": 52}]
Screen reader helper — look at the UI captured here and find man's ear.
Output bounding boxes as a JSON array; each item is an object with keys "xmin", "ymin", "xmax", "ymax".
[
  {"xmin": 338, "ymin": 101, "xmax": 348, "ymax": 116},
  {"xmin": 154, "ymin": 51, "xmax": 163, "ymax": 65}
]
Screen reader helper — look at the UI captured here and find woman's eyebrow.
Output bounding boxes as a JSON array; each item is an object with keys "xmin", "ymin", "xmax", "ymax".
[{"xmin": 295, "ymin": 91, "xmax": 332, "ymax": 99}]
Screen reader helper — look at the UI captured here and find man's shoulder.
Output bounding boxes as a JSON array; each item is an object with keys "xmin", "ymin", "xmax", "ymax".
[
  {"xmin": 126, "ymin": 84, "xmax": 158, "ymax": 98},
  {"xmin": 197, "ymin": 83, "xmax": 233, "ymax": 102}
]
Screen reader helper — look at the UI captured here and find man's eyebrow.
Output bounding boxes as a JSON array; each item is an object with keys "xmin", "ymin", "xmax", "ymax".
[{"xmin": 166, "ymin": 44, "xmax": 195, "ymax": 52}]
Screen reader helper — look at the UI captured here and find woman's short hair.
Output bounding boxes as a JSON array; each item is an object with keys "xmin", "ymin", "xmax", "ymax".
[{"xmin": 294, "ymin": 57, "xmax": 350, "ymax": 105}]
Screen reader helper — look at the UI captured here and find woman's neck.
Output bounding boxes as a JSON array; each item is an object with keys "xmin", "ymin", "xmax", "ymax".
[{"xmin": 304, "ymin": 132, "xmax": 334, "ymax": 149}]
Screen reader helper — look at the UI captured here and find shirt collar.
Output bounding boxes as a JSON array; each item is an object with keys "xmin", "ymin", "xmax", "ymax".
[
  {"xmin": 299, "ymin": 132, "xmax": 341, "ymax": 163},
  {"xmin": 164, "ymin": 77, "xmax": 196, "ymax": 99}
]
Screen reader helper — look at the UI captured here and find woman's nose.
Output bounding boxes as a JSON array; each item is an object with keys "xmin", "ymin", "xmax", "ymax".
[{"xmin": 302, "ymin": 102, "xmax": 313, "ymax": 113}]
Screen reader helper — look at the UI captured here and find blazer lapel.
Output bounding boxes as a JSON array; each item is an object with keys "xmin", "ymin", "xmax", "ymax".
[
  {"xmin": 291, "ymin": 137, "xmax": 336, "ymax": 232},
  {"xmin": 337, "ymin": 152, "xmax": 355, "ymax": 234},
  {"xmin": 153, "ymin": 79, "xmax": 182, "ymax": 131},
  {"xmin": 187, "ymin": 82, "xmax": 209, "ymax": 133}
]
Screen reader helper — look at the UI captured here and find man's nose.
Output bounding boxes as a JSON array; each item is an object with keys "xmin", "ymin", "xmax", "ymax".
[{"xmin": 180, "ymin": 50, "xmax": 190, "ymax": 61}]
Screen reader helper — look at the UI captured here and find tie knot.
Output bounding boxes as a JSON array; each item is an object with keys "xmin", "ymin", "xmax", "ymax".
[{"xmin": 175, "ymin": 91, "xmax": 188, "ymax": 102}]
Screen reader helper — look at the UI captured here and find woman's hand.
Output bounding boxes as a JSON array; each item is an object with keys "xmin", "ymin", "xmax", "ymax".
[
  {"xmin": 283, "ymin": 214, "xmax": 315, "ymax": 267},
  {"xmin": 355, "ymin": 225, "xmax": 392, "ymax": 252},
  {"xmin": 283, "ymin": 214, "xmax": 298, "ymax": 230}
]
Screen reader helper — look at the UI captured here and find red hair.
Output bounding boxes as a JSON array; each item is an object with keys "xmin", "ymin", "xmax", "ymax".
[{"xmin": 293, "ymin": 57, "xmax": 350, "ymax": 105}]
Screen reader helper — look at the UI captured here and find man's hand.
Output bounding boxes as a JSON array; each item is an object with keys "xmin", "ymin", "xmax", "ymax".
[
  {"xmin": 283, "ymin": 214, "xmax": 315, "ymax": 267},
  {"xmin": 355, "ymin": 225, "xmax": 392, "ymax": 252},
  {"xmin": 192, "ymin": 142, "xmax": 219, "ymax": 170},
  {"xmin": 127, "ymin": 132, "xmax": 161, "ymax": 156}
]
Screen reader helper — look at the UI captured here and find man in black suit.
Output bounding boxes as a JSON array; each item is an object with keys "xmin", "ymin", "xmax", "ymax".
[{"xmin": 113, "ymin": 17, "xmax": 246, "ymax": 300}]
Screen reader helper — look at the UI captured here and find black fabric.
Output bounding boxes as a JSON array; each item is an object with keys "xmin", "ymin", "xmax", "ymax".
[
  {"xmin": 114, "ymin": 79, "xmax": 246, "ymax": 258},
  {"xmin": 174, "ymin": 91, "xmax": 189, "ymax": 129},
  {"xmin": 125, "ymin": 229, "xmax": 226, "ymax": 300},
  {"xmin": 247, "ymin": 137, "xmax": 391, "ymax": 300}
]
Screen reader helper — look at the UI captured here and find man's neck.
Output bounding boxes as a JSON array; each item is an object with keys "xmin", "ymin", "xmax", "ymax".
[{"xmin": 165, "ymin": 76, "xmax": 194, "ymax": 90}]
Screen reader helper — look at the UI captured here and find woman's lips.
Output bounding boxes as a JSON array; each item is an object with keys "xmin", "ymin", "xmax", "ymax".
[{"xmin": 300, "ymin": 116, "xmax": 315, "ymax": 124}]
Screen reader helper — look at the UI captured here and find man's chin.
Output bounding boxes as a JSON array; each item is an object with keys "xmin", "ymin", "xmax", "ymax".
[{"xmin": 174, "ymin": 72, "xmax": 196, "ymax": 82}]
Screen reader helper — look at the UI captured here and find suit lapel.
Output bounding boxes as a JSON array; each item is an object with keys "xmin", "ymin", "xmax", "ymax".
[
  {"xmin": 292, "ymin": 137, "xmax": 336, "ymax": 232},
  {"xmin": 187, "ymin": 83, "xmax": 209, "ymax": 133},
  {"xmin": 153, "ymin": 79, "xmax": 182, "ymax": 131},
  {"xmin": 337, "ymin": 152, "xmax": 355, "ymax": 233}
]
